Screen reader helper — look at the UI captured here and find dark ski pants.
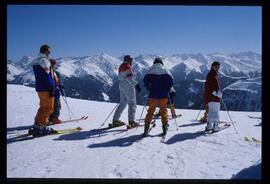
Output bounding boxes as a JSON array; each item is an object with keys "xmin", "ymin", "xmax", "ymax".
[{"xmin": 49, "ymin": 95, "xmax": 61, "ymax": 120}]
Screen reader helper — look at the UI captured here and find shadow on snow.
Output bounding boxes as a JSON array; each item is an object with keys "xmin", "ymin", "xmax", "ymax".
[
  {"xmin": 165, "ymin": 131, "xmax": 205, "ymax": 144},
  {"xmin": 7, "ymin": 124, "xmax": 33, "ymax": 134},
  {"xmin": 87, "ymin": 134, "xmax": 142, "ymax": 148},
  {"xmin": 53, "ymin": 128, "xmax": 124, "ymax": 141},
  {"xmin": 7, "ymin": 136, "xmax": 34, "ymax": 144},
  {"xmin": 231, "ymin": 162, "xmax": 261, "ymax": 179},
  {"xmin": 178, "ymin": 121, "xmax": 205, "ymax": 128},
  {"xmin": 165, "ymin": 130, "xmax": 227, "ymax": 146}
]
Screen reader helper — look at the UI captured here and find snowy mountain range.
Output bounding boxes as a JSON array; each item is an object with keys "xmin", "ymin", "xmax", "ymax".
[{"xmin": 7, "ymin": 51, "xmax": 261, "ymax": 111}]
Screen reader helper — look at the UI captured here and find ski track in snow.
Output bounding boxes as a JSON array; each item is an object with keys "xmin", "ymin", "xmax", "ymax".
[{"xmin": 7, "ymin": 84, "xmax": 261, "ymax": 179}]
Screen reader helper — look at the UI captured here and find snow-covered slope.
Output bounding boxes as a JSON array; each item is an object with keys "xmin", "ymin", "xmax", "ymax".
[
  {"xmin": 7, "ymin": 84, "xmax": 261, "ymax": 179},
  {"xmin": 222, "ymin": 77, "xmax": 261, "ymax": 111},
  {"xmin": 224, "ymin": 77, "xmax": 261, "ymax": 94}
]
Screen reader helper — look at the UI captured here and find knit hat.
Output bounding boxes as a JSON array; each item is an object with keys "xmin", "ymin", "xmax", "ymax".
[
  {"xmin": 124, "ymin": 55, "xmax": 133, "ymax": 62},
  {"xmin": 211, "ymin": 61, "xmax": 220, "ymax": 67}
]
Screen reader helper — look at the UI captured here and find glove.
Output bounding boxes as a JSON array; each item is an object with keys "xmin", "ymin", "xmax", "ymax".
[
  {"xmin": 48, "ymin": 86, "xmax": 54, "ymax": 97},
  {"xmin": 212, "ymin": 90, "xmax": 222, "ymax": 98},
  {"xmin": 135, "ymin": 84, "xmax": 141, "ymax": 93}
]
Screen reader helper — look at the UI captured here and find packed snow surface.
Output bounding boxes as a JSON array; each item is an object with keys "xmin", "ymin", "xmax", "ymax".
[{"xmin": 7, "ymin": 84, "xmax": 261, "ymax": 179}]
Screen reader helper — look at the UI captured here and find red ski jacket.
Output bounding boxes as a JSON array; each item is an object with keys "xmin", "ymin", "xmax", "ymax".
[{"xmin": 204, "ymin": 69, "xmax": 221, "ymax": 104}]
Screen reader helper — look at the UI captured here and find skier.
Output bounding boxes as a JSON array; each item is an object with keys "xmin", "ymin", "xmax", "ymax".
[
  {"xmin": 111, "ymin": 55, "xmax": 141, "ymax": 128},
  {"xmin": 30, "ymin": 44, "xmax": 56, "ymax": 136},
  {"xmin": 143, "ymin": 57, "xmax": 173, "ymax": 136},
  {"xmin": 154, "ymin": 86, "xmax": 177, "ymax": 118},
  {"xmin": 204, "ymin": 61, "xmax": 222, "ymax": 132},
  {"xmin": 48, "ymin": 59, "xmax": 64, "ymax": 125}
]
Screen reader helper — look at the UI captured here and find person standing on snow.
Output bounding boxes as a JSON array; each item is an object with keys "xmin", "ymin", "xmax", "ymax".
[
  {"xmin": 204, "ymin": 61, "xmax": 222, "ymax": 132},
  {"xmin": 48, "ymin": 59, "xmax": 65, "ymax": 125},
  {"xmin": 143, "ymin": 57, "xmax": 173, "ymax": 136},
  {"xmin": 111, "ymin": 55, "xmax": 141, "ymax": 128},
  {"xmin": 30, "ymin": 44, "xmax": 56, "ymax": 136}
]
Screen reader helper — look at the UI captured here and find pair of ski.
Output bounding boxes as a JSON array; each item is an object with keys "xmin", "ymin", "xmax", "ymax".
[
  {"xmin": 204, "ymin": 123, "xmax": 231, "ymax": 135},
  {"xmin": 10, "ymin": 127, "xmax": 83, "ymax": 141},
  {"xmin": 106, "ymin": 120, "xmax": 165, "ymax": 142},
  {"xmin": 47, "ymin": 116, "xmax": 88, "ymax": 125},
  {"xmin": 135, "ymin": 115, "xmax": 182, "ymax": 143},
  {"xmin": 135, "ymin": 114, "xmax": 181, "ymax": 143},
  {"xmin": 136, "ymin": 114, "xmax": 182, "ymax": 121},
  {"xmin": 11, "ymin": 116, "xmax": 88, "ymax": 140},
  {"xmin": 136, "ymin": 121, "xmax": 157, "ymax": 142},
  {"xmin": 244, "ymin": 136, "xmax": 261, "ymax": 144},
  {"xmin": 94, "ymin": 118, "xmax": 154, "ymax": 131},
  {"xmin": 248, "ymin": 115, "xmax": 261, "ymax": 119},
  {"xmin": 112, "ymin": 120, "xmax": 156, "ymax": 135},
  {"xmin": 136, "ymin": 122, "xmax": 168, "ymax": 143}
]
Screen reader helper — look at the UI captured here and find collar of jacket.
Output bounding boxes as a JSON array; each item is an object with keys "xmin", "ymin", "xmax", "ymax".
[
  {"xmin": 122, "ymin": 61, "xmax": 131, "ymax": 67},
  {"xmin": 153, "ymin": 63, "xmax": 162, "ymax": 66},
  {"xmin": 146, "ymin": 63, "xmax": 171, "ymax": 76},
  {"xmin": 38, "ymin": 53, "xmax": 49, "ymax": 59},
  {"xmin": 210, "ymin": 69, "xmax": 218, "ymax": 76}
]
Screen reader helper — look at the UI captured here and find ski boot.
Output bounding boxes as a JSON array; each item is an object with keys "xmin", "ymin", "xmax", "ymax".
[
  {"xmin": 204, "ymin": 127, "xmax": 213, "ymax": 132},
  {"xmin": 29, "ymin": 124, "xmax": 56, "ymax": 137},
  {"xmin": 109, "ymin": 119, "xmax": 126, "ymax": 128},
  {"xmin": 128, "ymin": 120, "xmax": 139, "ymax": 128},
  {"xmin": 212, "ymin": 121, "xmax": 219, "ymax": 132},
  {"xmin": 205, "ymin": 122, "xmax": 213, "ymax": 133},
  {"xmin": 162, "ymin": 123, "xmax": 169, "ymax": 136},
  {"xmin": 143, "ymin": 122, "xmax": 150, "ymax": 136}
]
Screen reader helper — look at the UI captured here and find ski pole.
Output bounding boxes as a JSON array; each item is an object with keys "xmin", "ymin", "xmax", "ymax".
[
  {"xmin": 98, "ymin": 103, "xmax": 119, "ymax": 129},
  {"xmin": 62, "ymin": 96, "xmax": 77, "ymax": 120},
  {"xmin": 131, "ymin": 95, "xmax": 148, "ymax": 132},
  {"xmin": 195, "ymin": 103, "xmax": 203, "ymax": 121},
  {"xmin": 221, "ymin": 98, "xmax": 238, "ymax": 134},
  {"xmin": 168, "ymin": 93, "xmax": 179, "ymax": 131},
  {"xmin": 62, "ymin": 96, "xmax": 71, "ymax": 119},
  {"xmin": 97, "ymin": 103, "xmax": 119, "ymax": 137},
  {"xmin": 137, "ymin": 94, "xmax": 149, "ymax": 126},
  {"xmin": 61, "ymin": 88, "xmax": 71, "ymax": 119},
  {"xmin": 61, "ymin": 88, "xmax": 75, "ymax": 118},
  {"xmin": 142, "ymin": 95, "xmax": 149, "ymax": 111},
  {"xmin": 62, "ymin": 89, "xmax": 76, "ymax": 120}
]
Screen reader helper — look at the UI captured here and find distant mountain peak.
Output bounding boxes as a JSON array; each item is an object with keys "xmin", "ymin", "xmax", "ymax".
[{"xmin": 7, "ymin": 51, "xmax": 261, "ymax": 111}]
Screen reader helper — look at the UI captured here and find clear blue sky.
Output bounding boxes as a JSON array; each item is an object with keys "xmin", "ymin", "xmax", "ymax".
[{"xmin": 7, "ymin": 5, "xmax": 261, "ymax": 61}]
